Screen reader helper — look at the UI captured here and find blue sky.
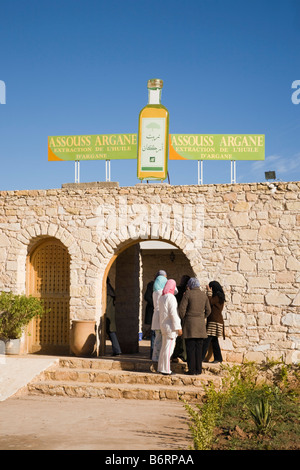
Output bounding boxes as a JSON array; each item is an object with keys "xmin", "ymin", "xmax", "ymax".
[{"xmin": 0, "ymin": 0, "xmax": 300, "ymax": 190}]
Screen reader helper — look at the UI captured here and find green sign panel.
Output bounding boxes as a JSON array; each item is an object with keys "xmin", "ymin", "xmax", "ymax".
[
  {"xmin": 169, "ymin": 134, "xmax": 265, "ymax": 160},
  {"xmin": 48, "ymin": 134, "xmax": 137, "ymax": 161}
]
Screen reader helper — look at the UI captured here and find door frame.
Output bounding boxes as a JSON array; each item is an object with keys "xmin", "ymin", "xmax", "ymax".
[{"xmin": 25, "ymin": 237, "xmax": 70, "ymax": 354}]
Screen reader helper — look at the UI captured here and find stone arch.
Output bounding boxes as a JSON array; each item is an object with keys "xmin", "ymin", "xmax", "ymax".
[
  {"xmin": 3, "ymin": 224, "xmax": 81, "ymax": 354},
  {"xmin": 100, "ymin": 233, "xmax": 203, "ymax": 281},
  {"xmin": 22, "ymin": 222, "xmax": 80, "ymax": 257},
  {"xmin": 98, "ymin": 236, "xmax": 200, "ymax": 356},
  {"xmin": 6, "ymin": 223, "xmax": 81, "ymax": 295}
]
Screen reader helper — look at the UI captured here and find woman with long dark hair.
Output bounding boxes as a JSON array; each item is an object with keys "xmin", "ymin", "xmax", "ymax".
[{"xmin": 202, "ymin": 281, "xmax": 226, "ymax": 364}]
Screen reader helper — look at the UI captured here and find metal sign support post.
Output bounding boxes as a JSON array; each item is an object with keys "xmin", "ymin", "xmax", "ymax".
[
  {"xmin": 231, "ymin": 160, "xmax": 236, "ymax": 184},
  {"xmin": 198, "ymin": 160, "xmax": 203, "ymax": 185},
  {"xmin": 75, "ymin": 161, "xmax": 80, "ymax": 183},
  {"xmin": 105, "ymin": 160, "xmax": 111, "ymax": 182}
]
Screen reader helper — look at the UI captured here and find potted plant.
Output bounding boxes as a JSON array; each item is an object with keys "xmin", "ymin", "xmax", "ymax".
[{"xmin": 0, "ymin": 291, "xmax": 45, "ymax": 355}]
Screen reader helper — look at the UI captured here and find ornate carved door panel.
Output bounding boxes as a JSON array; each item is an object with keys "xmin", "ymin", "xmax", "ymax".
[{"xmin": 27, "ymin": 239, "xmax": 70, "ymax": 354}]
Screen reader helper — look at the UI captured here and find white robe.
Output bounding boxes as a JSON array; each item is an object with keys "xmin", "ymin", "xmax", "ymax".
[
  {"xmin": 151, "ymin": 290, "xmax": 163, "ymax": 362},
  {"xmin": 157, "ymin": 293, "xmax": 181, "ymax": 374},
  {"xmin": 151, "ymin": 289, "xmax": 163, "ymax": 331}
]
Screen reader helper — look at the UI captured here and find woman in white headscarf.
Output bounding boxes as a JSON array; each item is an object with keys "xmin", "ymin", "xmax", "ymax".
[{"xmin": 157, "ymin": 279, "xmax": 182, "ymax": 375}]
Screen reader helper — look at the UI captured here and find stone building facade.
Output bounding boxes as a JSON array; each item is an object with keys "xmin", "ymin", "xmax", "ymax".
[{"xmin": 0, "ymin": 181, "xmax": 299, "ymax": 363}]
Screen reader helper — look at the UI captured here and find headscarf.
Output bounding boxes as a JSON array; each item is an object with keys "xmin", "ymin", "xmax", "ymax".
[
  {"xmin": 153, "ymin": 275, "xmax": 168, "ymax": 292},
  {"xmin": 162, "ymin": 279, "xmax": 176, "ymax": 296},
  {"xmin": 209, "ymin": 281, "xmax": 226, "ymax": 303},
  {"xmin": 155, "ymin": 269, "xmax": 167, "ymax": 278},
  {"xmin": 187, "ymin": 277, "xmax": 200, "ymax": 289}
]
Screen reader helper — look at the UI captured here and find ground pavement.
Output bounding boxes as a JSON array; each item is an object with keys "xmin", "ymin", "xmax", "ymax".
[
  {"xmin": 0, "ymin": 346, "xmax": 192, "ymax": 451},
  {"xmin": 0, "ymin": 395, "xmax": 192, "ymax": 451}
]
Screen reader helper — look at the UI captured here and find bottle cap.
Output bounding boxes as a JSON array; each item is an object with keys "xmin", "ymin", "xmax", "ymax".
[{"xmin": 147, "ymin": 79, "xmax": 163, "ymax": 89}]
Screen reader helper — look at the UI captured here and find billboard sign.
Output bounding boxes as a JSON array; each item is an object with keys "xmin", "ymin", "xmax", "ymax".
[
  {"xmin": 48, "ymin": 133, "xmax": 265, "ymax": 163},
  {"xmin": 48, "ymin": 134, "xmax": 137, "ymax": 161},
  {"xmin": 169, "ymin": 134, "xmax": 265, "ymax": 161}
]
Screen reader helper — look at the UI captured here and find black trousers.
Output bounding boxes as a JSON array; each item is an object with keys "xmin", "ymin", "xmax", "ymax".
[
  {"xmin": 202, "ymin": 336, "xmax": 223, "ymax": 362},
  {"xmin": 185, "ymin": 338, "xmax": 203, "ymax": 374}
]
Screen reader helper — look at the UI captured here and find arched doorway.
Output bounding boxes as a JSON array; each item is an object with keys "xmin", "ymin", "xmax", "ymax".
[
  {"xmin": 26, "ymin": 238, "xmax": 70, "ymax": 354},
  {"xmin": 101, "ymin": 239, "xmax": 195, "ymax": 356}
]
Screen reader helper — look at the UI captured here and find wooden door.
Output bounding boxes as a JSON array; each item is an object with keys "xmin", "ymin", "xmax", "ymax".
[{"xmin": 27, "ymin": 238, "xmax": 70, "ymax": 354}]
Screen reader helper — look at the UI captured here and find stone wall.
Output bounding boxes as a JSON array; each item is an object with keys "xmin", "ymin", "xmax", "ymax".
[{"xmin": 0, "ymin": 181, "xmax": 299, "ymax": 363}]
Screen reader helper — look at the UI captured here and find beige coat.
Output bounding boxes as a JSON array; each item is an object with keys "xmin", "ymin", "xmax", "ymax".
[{"xmin": 179, "ymin": 288, "xmax": 211, "ymax": 339}]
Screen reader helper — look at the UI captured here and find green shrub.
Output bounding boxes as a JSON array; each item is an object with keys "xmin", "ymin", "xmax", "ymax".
[
  {"xmin": 0, "ymin": 291, "xmax": 45, "ymax": 339},
  {"xmin": 183, "ymin": 384, "xmax": 222, "ymax": 450},
  {"xmin": 183, "ymin": 361, "xmax": 300, "ymax": 450}
]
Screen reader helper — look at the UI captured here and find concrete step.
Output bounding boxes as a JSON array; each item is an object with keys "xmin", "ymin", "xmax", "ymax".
[{"xmin": 26, "ymin": 356, "xmax": 223, "ymax": 402}]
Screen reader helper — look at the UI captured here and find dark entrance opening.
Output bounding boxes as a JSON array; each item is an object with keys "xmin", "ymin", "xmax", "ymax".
[{"xmin": 103, "ymin": 240, "xmax": 194, "ymax": 357}]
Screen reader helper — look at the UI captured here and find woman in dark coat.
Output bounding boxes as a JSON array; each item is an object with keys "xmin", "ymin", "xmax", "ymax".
[
  {"xmin": 202, "ymin": 281, "xmax": 226, "ymax": 363},
  {"xmin": 106, "ymin": 278, "xmax": 122, "ymax": 356},
  {"xmin": 144, "ymin": 280, "xmax": 154, "ymax": 330},
  {"xmin": 179, "ymin": 278, "xmax": 211, "ymax": 375}
]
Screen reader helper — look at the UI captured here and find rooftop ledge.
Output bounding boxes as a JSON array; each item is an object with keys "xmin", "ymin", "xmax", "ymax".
[
  {"xmin": 0, "ymin": 181, "xmax": 299, "ymax": 196},
  {"xmin": 61, "ymin": 181, "xmax": 119, "ymax": 189}
]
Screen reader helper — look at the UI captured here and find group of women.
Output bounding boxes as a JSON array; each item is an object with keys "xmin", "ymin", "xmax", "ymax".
[{"xmin": 150, "ymin": 271, "xmax": 226, "ymax": 376}]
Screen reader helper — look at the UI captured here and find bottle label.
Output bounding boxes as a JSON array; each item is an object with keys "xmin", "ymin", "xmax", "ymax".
[{"xmin": 140, "ymin": 117, "xmax": 166, "ymax": 172}]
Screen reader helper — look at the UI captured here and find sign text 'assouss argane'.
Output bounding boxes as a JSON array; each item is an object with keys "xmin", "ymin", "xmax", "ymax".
[
  {"xmin": 169, "ymin": 134, "xmax": 265, "ymax": 160},
  {"xmin": 48, "ymin": 134, "xmax": 265, "ymax": 162},
  {"xmin": 48, "ymin": 134, "xmax": 137, "ymax": 161}
]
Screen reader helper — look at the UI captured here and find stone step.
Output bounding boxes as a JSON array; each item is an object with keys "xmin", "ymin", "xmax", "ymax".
[
  {"xmin": 27, "ymin": 377, "xmax": 221, "ymax": 402},
  {"xmin": 40, "ymin": 366, "xmax": 220, "ymax": 388},
  {"xmin": 57, "ymin": 356, "xmax": 222, "ymax": 375},
  {"xmin": 25, "ymin": 355, "xmax": 223, "ymax": 402},
  {"xmin": 58, "ymin": 356, "xmax": 189, "ymax": 373}
]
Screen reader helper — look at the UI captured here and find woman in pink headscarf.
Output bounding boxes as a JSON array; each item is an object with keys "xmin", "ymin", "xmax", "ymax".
[{"xmin": 157, "ymin": 279, "xmax": 182, "ymax": 375}]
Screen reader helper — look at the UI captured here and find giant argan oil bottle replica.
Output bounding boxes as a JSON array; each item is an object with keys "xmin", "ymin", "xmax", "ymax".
[{"xmin": 137, "ymin": 79, "xmax": 169, "ymax": 181}]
